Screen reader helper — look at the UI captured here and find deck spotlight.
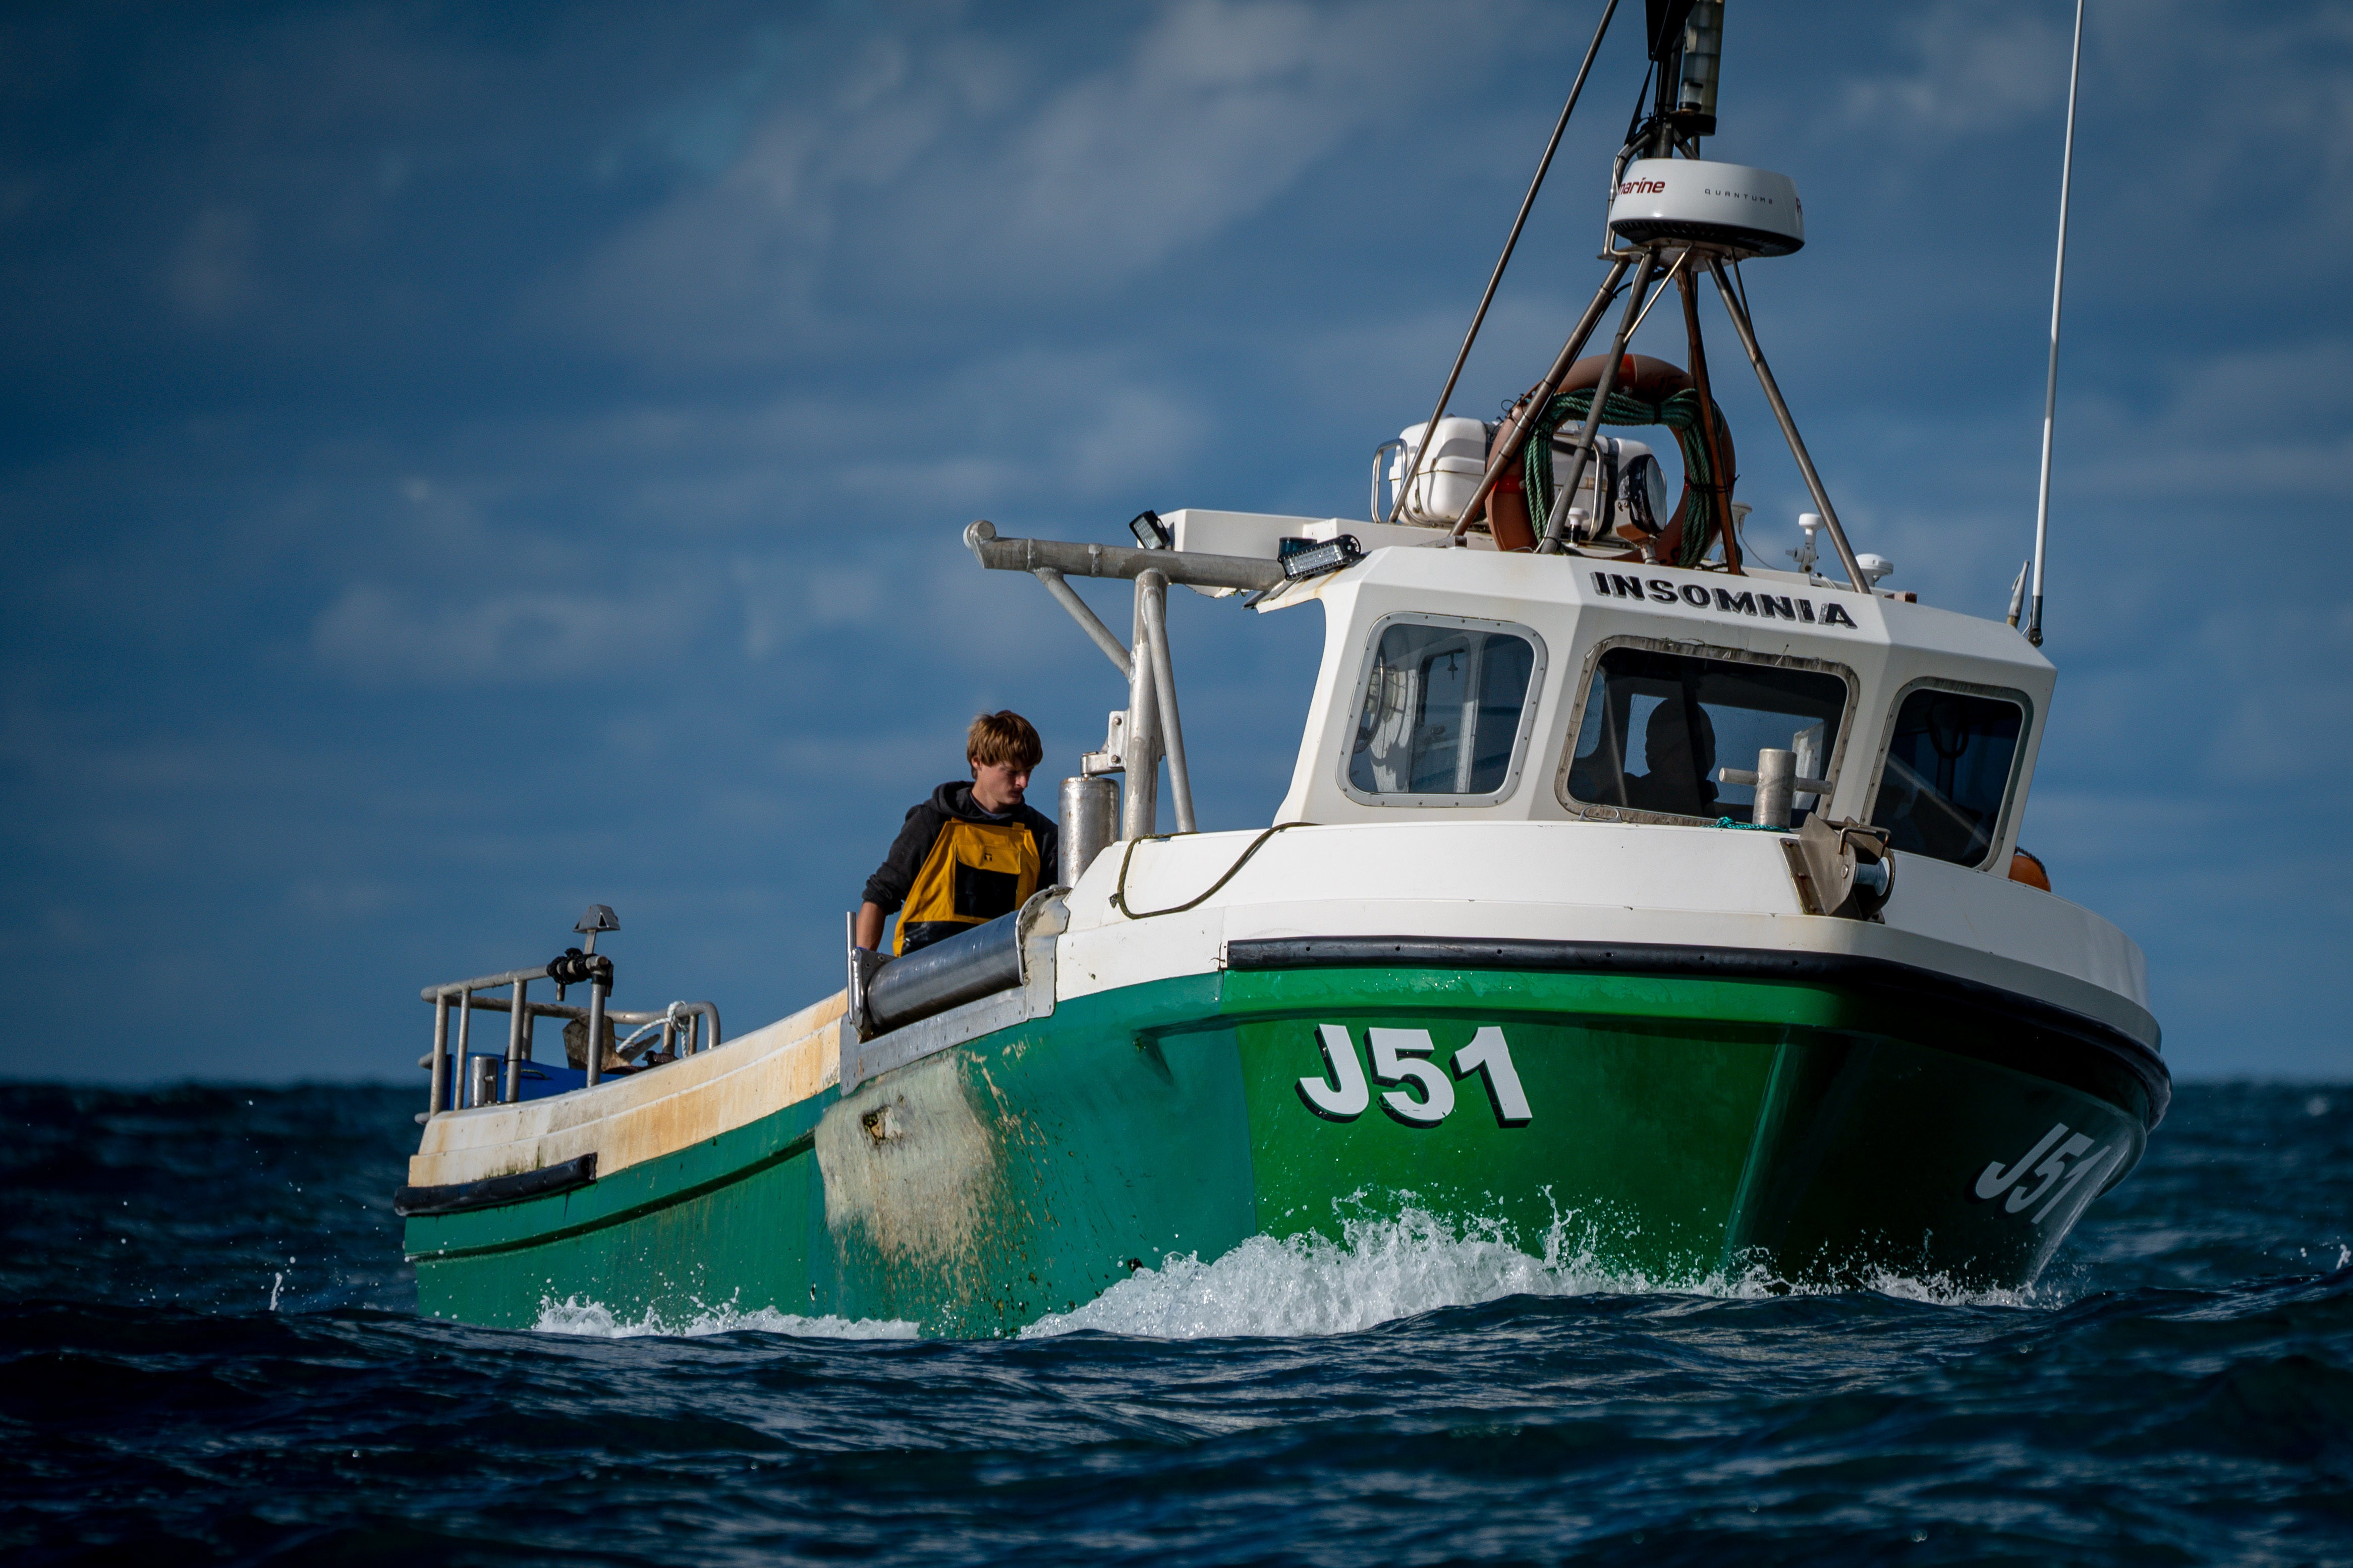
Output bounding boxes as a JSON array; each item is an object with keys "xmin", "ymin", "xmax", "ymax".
[
  {"xmin": 1128, "ymin": 510, "xmax": 1170, "ymax": 551},
  {"xmin": 1277, "ymin": 535, "xmax": 1364, "ymax": 582}
]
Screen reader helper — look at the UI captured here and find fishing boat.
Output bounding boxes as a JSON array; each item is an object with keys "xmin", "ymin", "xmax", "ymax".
[{"xmin": 397, "ymin": 1, "xmax": 2164, "ymax": 1334}]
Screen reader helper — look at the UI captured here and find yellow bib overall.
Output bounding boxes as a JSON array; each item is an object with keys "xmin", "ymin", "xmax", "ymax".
[{"xmin": 893, "ymin": 819, "xmax": 1042, "ymax": 955}]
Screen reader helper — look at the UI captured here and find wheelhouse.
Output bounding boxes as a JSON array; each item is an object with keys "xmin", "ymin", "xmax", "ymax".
[{"xmin": 1264, "ymin": 532, "xmax": 2053, "ymax": 876}]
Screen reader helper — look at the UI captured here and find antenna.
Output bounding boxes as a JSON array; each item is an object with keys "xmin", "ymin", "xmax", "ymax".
[{"xmin": 2027, "ymin": 0, "xmax": 2086, "ymax": 648}]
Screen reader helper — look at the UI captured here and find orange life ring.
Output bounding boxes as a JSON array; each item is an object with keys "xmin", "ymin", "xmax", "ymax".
[{"xmin": 1482, "ymin": 354, "xmax": 1734, "ymax": 561}]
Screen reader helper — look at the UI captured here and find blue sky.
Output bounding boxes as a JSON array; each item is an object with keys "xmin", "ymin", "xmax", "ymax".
[{"xmin": 3, "ymin": 0, "xmax": 2346, "ymax": 1084}]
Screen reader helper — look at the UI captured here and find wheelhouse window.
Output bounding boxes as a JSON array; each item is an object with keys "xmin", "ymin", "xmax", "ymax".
[
  {"xmin": 1562, "ymin": 644, "xmax": 1851, "ymax": 824},
  {"xmin": 1870, "ymin": 685, "xmax": 2026, "ymax": 868},
  {"xmin": 1346, "ymin": 618, "xmax": 1541, "ymax": 801}
]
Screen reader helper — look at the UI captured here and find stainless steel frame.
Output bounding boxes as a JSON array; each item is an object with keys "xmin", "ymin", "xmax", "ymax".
[
  {"xmin": 1138, "ymin": 569, "xmax": 1196, "ymax": 834},
  {"xmin": 1447, "ymin": 253, "xmax": 1637, "ymax": 543},
  {"xmin": 418, "ymin": 966, "xmax": 722, "ymax": 1119},
  {"xmin": 971, "ymin": 522, "xmax": 1222, "ymax": 842},
  {"xmin": 965, "ymin": 521, "xmax": 1282, "ymax": 593},
  {"xmin": 1705, "ymin": 258, "xmax": 1868, "ymax": 593},
  {"xmin": 1536, "ymin": 249, "xmax": 1664, "ymax": 553}
]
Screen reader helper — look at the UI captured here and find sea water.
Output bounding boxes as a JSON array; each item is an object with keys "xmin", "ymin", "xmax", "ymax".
[{"xmin": 2, "ymin": 1082, "xmax": 2347, "ymax": 1564}]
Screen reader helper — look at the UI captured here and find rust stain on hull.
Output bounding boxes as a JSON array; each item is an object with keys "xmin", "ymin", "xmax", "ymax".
[{"xmin": 816, "ymin": 1053, "xmax": 997, "ymax": 1273}]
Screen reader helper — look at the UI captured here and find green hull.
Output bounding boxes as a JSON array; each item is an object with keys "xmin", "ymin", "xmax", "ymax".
[{"xmin": 407, "ymin": 961, "xmax": 2161, "ymax": 1335}]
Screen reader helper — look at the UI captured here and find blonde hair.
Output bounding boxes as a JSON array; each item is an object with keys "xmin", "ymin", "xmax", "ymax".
[{"xmin": 967, "ymin": 710, "xmax": 1043, "ymax": 770}]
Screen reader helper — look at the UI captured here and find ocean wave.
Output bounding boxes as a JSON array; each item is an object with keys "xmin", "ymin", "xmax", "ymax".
[
  {"xmin": 10, "ymin": 1083, "xmax": 2347, "ymax": 1563},
  {"xmin": 532, "ymin": 1295, "xmax": 919, "ymax": 1340}
]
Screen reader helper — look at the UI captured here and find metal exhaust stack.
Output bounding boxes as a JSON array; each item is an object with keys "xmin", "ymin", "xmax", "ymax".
[{"xmin": 1058, "ymin": 776, "xmax": 1116, "ymax": 887}]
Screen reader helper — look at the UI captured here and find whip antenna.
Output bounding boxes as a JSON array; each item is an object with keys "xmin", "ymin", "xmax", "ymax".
[
  {"xmin": 2026, "ymin": 0, "xmax": 2085, "ymax": 648},
  {"xmin": 1388, "ymin": 0, "xmax": 1618, "ymax": 524}
]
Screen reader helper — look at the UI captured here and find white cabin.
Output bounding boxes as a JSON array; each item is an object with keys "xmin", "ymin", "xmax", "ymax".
[{"xmin": 1163, "ymin": 508, "xmax": 2050, "ymax": 880}]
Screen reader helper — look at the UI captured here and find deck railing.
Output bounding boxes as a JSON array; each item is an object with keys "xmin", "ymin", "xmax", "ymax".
[{"xmin": 419, "ymin": 964, "xmax": 720, "ymax": 1121}]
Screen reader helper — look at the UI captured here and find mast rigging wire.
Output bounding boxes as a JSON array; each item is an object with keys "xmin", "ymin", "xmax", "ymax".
[
  {"xmin": 2027, "ymin": 0, "xmax": 2086, "ymax": 648},
  {"xmin": 1388, "ymin": 0, "xmax": 1619, "ymax": 524}
]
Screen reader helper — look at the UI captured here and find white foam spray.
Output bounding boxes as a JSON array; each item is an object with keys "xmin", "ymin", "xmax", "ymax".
[
  {"xmin": 533, "ymin": 1295, "xmax": 918, "ymax": 1341},
  {"xmin": 1023, "ymin": 1202, "xmax": 2045, "ymax": 1340},
  {"xmin": 528, "ymin": 1201, "xmax": 2046, "ymax": 1345}
]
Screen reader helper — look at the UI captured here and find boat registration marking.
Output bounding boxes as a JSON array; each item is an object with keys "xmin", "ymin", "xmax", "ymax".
[
  {"xmin": 1297, "ymin": 1024, "xmax": 1532, "ymax": 1128},
  {"xmin": 1972, "ymin": 1121, "xmax": 2120, "ymax": 1227}
]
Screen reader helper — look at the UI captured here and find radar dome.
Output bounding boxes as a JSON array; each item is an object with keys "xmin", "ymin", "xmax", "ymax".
[{"xmin": 1608, "ymin": 159, "xmax": 1804, "ymax": 257}]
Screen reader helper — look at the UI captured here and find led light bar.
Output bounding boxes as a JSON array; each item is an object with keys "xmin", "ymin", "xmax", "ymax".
[{"xmin": 1277, "ymin": 535, "xmax": 1364, "ymax": 581}]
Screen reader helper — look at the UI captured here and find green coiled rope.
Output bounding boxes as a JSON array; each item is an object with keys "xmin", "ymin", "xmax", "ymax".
[{"xmin": 1524, "ymin": 387, "xmax": 1730, "ymax": 568}]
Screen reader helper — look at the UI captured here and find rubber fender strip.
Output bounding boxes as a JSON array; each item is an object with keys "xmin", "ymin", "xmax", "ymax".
[
  {"xmin": 1224, "ymin": 935, "xmax": 2170, "ymax": 1130},
  {"xmin": 394, "ymin": 1152, "xmax": 598, "ymax": 1217},
  {"xmin": 405, "ymin": 1129, "xmax": 818, "ymax": 1261}
]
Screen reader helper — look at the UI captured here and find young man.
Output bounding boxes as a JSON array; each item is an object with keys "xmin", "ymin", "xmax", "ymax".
[{"xmin": 856, "ymin": 711, "xmax": 1059, "ymax": 956}]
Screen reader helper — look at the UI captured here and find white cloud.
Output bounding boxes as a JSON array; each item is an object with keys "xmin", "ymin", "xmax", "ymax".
[
  {"xmin": 2195, "ymin": 596, "xmax": 2353, "ymax": 784},
  {"xmin": 311, "ymin": 582, "xmax": 701, "ymax": 684},
  {"xmin": 732, "ymin": 558, "xmax": 890, "ymax": 659},
  {"xmin": 289, "ymin": 878, "xmax": 405, "ymax": 919},
  {"xmin": 563, "ymin": 0, "xmax": 1536, "ymax": 365},
  {"xmin": 847, "ymin": 348, "xmax": 1215, "ymax": 507},
  {"xmin": 167, "ymin": 205, "xmax": 259, "ymax": 319},
  {"xmin": 1838, "ymin": 0, "xmax": 2070, "ymax": 136},
  {"xmin": 2019, "ymin": 789, "xmax": 2210, "ymax": 865}
]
